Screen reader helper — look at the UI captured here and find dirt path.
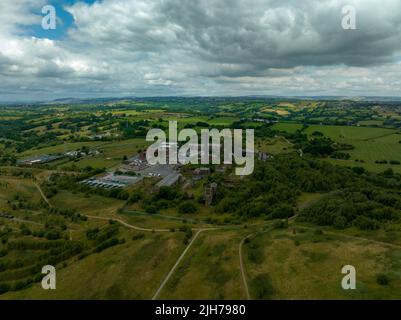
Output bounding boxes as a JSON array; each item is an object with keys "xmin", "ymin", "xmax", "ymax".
[
  {"xmin": 85, "ymin": 214, "xmax": 171, "ymax": 233},
  {"xmin": 12, "ymin": 217, "xmax": 44, "ymax": 227},
  {"xmin": 296, "ymin": 225, "xmax": 401, "ymax": 250},
  {"xmin": 35, "ymin": 183, "xmax": 52, "ymax": 208},
  {"xmin": 34, "ymin": 183, "xmax": 172, "ymax": 232},
  {"xmin": 151, "ymin": 228, "xmax": 217, "ymax": 300},
  {"xmin": 239, "ymin": 234, "xmax": 253, "ymax": 300}
]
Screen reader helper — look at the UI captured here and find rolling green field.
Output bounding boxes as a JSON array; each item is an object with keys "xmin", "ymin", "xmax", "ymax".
[
  {"xmin": 59, "ymin": 138, "xmax": 148, "ymax": 170},
  {"xmin": 256, "ymin": 137, "xmax": 293, "ymax": 155},
  {"xmin": 159, "ymin": 229, "xmax": 246, "ymax": 300},
  {"xmin": 20, "ymin": 141, "xmax": 108, "ymax": 157},
  {"xmin": 304, "ymin": 125, "xmax": 396, "ymax": 141},
  {"xmin": 2, "ymin": 99, "xmax": 401, "ymax": 301},
  {"xmin": 273, "ymin": 122, "xmax": 401, "ymax": 173},
  {"xmin": 272, "ymin": 122, "xmax": 304, "ymax": 133},
  {"xmin": 1, "ymin": 231, "xmax": 186, "ymax": 299},
  {"xmin": 0, "ymin": 177, "xmax": 42, "ymax": 209},
  {"xmin": 305, "ymin": 125, "xmax": 401, "ymax": 173},
  {"xmin": 243, "ymin": 228, "xmax": 401, "ymax": 299},
  {"xmin": 50, "ymin": 190, "xmax": 125, "ymax": 216}
]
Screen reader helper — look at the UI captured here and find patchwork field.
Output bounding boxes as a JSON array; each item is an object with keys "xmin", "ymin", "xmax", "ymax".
[
  {"xmin": 273, "ymin": 122, "xmax": 401, "ymax": 173},
  {"xmin": 2, "ymin": 98, "xmax": 401, "ymax": 301}
]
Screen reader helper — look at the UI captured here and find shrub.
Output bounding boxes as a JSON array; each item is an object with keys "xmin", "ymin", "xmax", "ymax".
[
  {"xmin": 132, "ymin": 233, "xmax": 145, "ymax": 241},
  {"xmin": 178, "ymin": 201, "xmax": 198, "ymax": 214},
  {"xmin": 247, "ymin": 243, "xmax": 264, "ymax": 264},
  {"xmin": 353, "ymin": 216, "xmax": 380, "ymax": 230},
  {"xmin": 268, "ymin": 204, "xmax": 295, "ymax": 220},
  {"xmin": 129, "ymin": 191, "xmax": 143, "ymax": 203},
  {"xmin": 352, "ymin": 167, "xmax": 365, "ymax": 175},
  {"xmin": 376, "ymin": 274, "xmax": 390, "ymax": 286},
  {"xmin": 94, "ymin": 237, "xmax": 119, "ymax": 253},
  {"xmin": 144, "ymin": 205, "xmax": 157, "ymax": 214},
  {"xmin": 0, "ymin": 283, "xmax": 10, "ymax": 294},
  {"xmin": 273, "ymin": 220, "xmax": 288, "ymax": 229},
  {"xmin": 333, "ymin": 215, "xmax": 347, "ymax": 229},
  {"xmin": 45, "ymin": 230, "xmax": 61, "ymax": 240},
  {"xmin": 251, "ymin": 274, "xmax": 275, "ymax": 299},
  {"xmin": 314, "ymin": 229, "xmax": 324, "ymax": 235}
]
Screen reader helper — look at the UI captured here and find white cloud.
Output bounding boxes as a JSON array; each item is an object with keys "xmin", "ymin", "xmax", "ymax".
[{"xmin": 2, "ymin": 0, "xmax": 401, "ymax": 101}]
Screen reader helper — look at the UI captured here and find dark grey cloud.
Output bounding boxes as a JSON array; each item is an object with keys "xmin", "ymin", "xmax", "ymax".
[{"xmin": 157, "ymin": 0, "xmax": 401, "ymax": 70}]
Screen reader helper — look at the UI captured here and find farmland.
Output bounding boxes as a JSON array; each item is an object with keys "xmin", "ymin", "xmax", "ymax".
[{"xmin": 272, "ymin": 122, "xmax": 401, "ymax": 173}]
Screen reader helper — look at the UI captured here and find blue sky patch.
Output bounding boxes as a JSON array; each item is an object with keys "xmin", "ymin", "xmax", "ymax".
[{"xmin": 20, "ymin": 0, "xmax": 98, "ymax": 40}]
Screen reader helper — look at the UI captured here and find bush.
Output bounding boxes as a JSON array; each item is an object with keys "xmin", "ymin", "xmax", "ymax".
[
  {"xmin": 331, "ymin": 152, "xmax": 351, "ymax": 160},
  {"xmin": 333, "ymin": 215, "xmax": 347, "ymax": 229},
  {"xmin": 129, "ymin": 191, "xmax": 143, "ymax": 203},
  {"xmin": 268, "ymin": 205, "xmax": 295, "ymax": 220},
  {"xmin": 353, "ymin": 216, "xmax": 380, "ymax": 230},
  {"xmin": 273, "ymin": 220, "xmax": 288, "ymax": 229},
  {"xmin": 13, "ymin": 280, "xmax": 28, "ymax": 291},
  {"xmin": 132, "ymin": 233, "xmax": 145, "ymax": 241},
  {"xmin": 247, "ymin": 243, "xmax": 264, "ymax": 264},
  {"xmin": 178, "ymin": 201, "xmax": 198, "ymax": 214},
  {"xmin": 45, "ymin": 230, "xmax": 61, "ymax": 240},
  {"xmin": 94, "ymin": 237, "xmax": 119, "ymax": 253},
  {"xmin": 144, "ymin": 205, "xmax": 157, "ymax": 214},
  {"xmin": 0, "ymin": 283, "xmax": 10, "ymax": 294},
  {"xmin": 156, "ymin": 186, "xmax": 178, "ymax": 201},
  {"xmin": 352, "ymin": 167, "xmax": 365, "ymax": 175},
  {"xmin": 376, "ymin": 274, "xmax": 390, "ymax": 286},
  {"xmin": 251, "ymin": 274, "xmax": 275, "ymax": 299}
]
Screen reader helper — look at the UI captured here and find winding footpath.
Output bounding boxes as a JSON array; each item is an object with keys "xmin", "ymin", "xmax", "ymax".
[
  {"xmin": 239, "ymin": 235, "xmax": 252, "ymax": 300},
  {"xmin": 85, "ymin": 214, "xmax": 171, "ymax": 233}
]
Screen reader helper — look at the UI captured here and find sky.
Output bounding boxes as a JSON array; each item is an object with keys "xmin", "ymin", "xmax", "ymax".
[{"xmin": 2, "ymin": 0, "xmax": 401, "ymax": 102}]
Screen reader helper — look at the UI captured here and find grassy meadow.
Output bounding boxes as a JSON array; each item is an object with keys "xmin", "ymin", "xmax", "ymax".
[{"xmin": 243, "ymin": 228, "xmax": 401, "ymax": 299}]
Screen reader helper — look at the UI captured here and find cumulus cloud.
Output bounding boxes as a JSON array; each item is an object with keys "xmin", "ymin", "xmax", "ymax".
[{"xmin": 1, "ymin": 0, "xmax": 401, "ymax": 101}]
